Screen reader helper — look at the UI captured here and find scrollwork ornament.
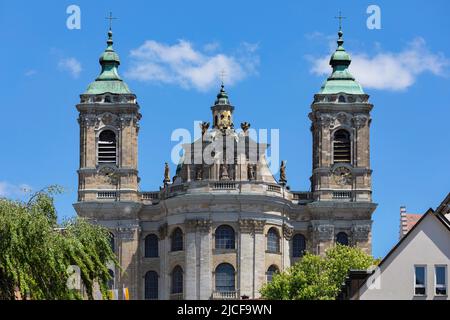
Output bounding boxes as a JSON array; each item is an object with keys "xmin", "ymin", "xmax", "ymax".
[{"xmin": 332, "ymin": 166, "xmax": 353, "ymax": 186}]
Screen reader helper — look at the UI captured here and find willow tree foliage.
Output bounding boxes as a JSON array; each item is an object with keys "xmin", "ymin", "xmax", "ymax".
[
  {"xmin": 260, "ymin": 245, "xmax": 377, "ymax": 300},
  {"xmin": 0, "ymin": 186, "xmax": 118, "ymax": 300}
]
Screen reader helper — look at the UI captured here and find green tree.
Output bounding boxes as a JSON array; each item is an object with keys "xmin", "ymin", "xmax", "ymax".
[
  {"xmin": 260, "ymin": 245, "xmax": 377, "ymax": 300},
  {"xmin": 0, "ymin": 186, "xmax": 119, "ymax": 300}
]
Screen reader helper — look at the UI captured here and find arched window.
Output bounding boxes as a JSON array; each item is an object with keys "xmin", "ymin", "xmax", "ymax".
[
  {"xmin": 107, "ymin": 269, "xmax": 115, "ymax": 290},
  {"xmin": 336, "ymin": 232, "xmax": 349, "ymax": 246},
  {"xmin": 267, "ymin": 228, "xmax": 280, "ymax": 253},
  {"xmin": 266, "ymin": 265, "xmax": 279, "ymax": 283},
  {"xmin": 292, "ymin": 234, "xmax": 306, "ymax": 257},
  {"xmin": 338, "ymin": 95, "xmax": 346, "ymax": 103},
  {"xmin": 98, "ymin": 130, "xmax": 117, "ymax": 164},
  {"xmin": 145, "ymin": 234, "xmax": 159, "ymax": 258},
  {"xmin": 109, "ymin": 232, "xmax": 115, "ymax": 252},
  {"xmin": 144, "ymin": 271, "xmax": 158, "ymax": 300},
  {"xmin": 215, "ymin": 225, "xmax": 235, "ymax": 249},
  {"xmin": 171, "ymin": 228, "xmax": 183, "ymax": 252},
  {"xmin": 333, "ymin": 129, "xmax": 351, "ymax": 163},
  {"xmin": 215, "ymin": 263, "xmax": 235, "ymax": 292},
  {"xmin": 171, "ymin": 266, "xmax": 183, "ymax": 294}
]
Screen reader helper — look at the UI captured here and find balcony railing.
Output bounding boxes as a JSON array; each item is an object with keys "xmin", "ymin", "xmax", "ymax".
[
  {"xmin": 332, "ymin": 191, "xmax": 353, "ymax": 200},
  {"xmin": 97, "ymin": 191, "xmax": 117, "ymax": 199},
  {"xmin": 212, "ymin": 290, "xmax": 240, "ymax": 300},
  {"xmin": 141, "ymin": 192, "xmax": 160, "ymax": 200},
  {"xmin": 267, "ymin": 184, "xmax": 281, "ymax": 193},
  {"xmin": 213, "ymin": 182, "xmax": 237, "ymax": 190},
  {"xmin": 140, "ymin": 182, "xmax": 313, "ymax": 203},
  {"xmin": 292, "ymin": 191, "xmax": 313, "ymax": 201}
]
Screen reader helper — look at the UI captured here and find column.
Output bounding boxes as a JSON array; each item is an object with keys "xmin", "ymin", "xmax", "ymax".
[
  {"xmin": 185, "ymin": 220, "xmax": 198, "ymax": 299},
  {"xmin": 158, "ymin": 223, "xmax": 169, "ymax": 300},
  {"xmin": 117, "ymin": 223, "xmax": 140, "ymax": 300},
  {"xmin": 198, "ymin": 220, "xmax": 212, "ymax": 300},
  {"xmin": 238, "ymin": 220, "xmax": 254, "ymax": 298},
  {"xmin": 253, "ymin": 220, "xmax": 265, "ymax": 299},
  {"xmin": 282, "ymin": 224, "xmax": 294, "ymax": 269},
  {"xmin": 312, "ymin": 222, "xmax": 334, "ymax": 255}
]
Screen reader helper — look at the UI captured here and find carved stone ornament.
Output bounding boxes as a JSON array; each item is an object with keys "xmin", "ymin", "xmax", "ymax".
[
  {"xmin": 100, "ymin": 112, "xmax": 117, "ymax": 126},
  {"xmin": 283, "ymin": 224, "xmax": 294, "ymax": 240},
  {"xmin": 158, "ymin": 223, "xmax": 168, "ymax": 239},
  {"xmin": 185, "ymin": 219, "xmax": 212, "ymax": 233},
  {"xmin": 352, "ymin": 224, "xmax": 371, "ymax": 241},
  {"xmin": 332, "ymin": 166, "xmax": 353, "ymax": 186},
  {"xmin": 239, "ymin": 219, "xmax": 266, "ymax": 234},
  {"xmin": 197, "ymin": 219, "xmax": 212, "ymax": 233},
  {"xmin": 336, "ymin": 112, "xmax": 352, "ymax": 127},
  {"xmin": 319, "ymin": 114, "xmax": 334, "ymax": 128},
  {"xmin": 78, "ymin": 114, "xmax": 98, "ymax": 128},
  {"xmin": 117, "ymin": 224, "xmax": 140, "ymax": 241},
  {"xmin": 239, "ymin": 219, "xmax": 254, "ymax": 233},
  {"xmin": 315, "ymin": 224, "xmax": 334, "ymax": 240},
  {"xmin": 353, "ymin": 115, "xmax": 368, "ymax": 129},
  {"xmin": 98, "ymin": 166, "xmax": 119, "ymax": 185}
]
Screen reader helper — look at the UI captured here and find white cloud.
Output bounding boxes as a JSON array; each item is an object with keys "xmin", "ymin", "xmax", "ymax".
[
  {"xmin": 309, "ymin": 37, "xmax": 449, "ymax": 91},
  {"xmin": 58, "ymin": 57, "xmax": 82, "ymax": 78},
  {"xmin": 25, "ymin": 69, "xmax": 37, "ymax": 77},
  {"xmin": 125, "ymin": 40, "xmax": 259, "ymax": 91},
  {"xmin": 0, "ymin": 181, "xmax": 32, "ymax": 198},
  {"xmin": 203, "ymin": 41, "xmax": 220, "ymax": 52}
]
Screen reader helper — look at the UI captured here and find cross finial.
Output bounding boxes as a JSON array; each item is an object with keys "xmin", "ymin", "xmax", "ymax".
[
  {"xmin": 106, "ymin": 12, "xmax": 118, "ymax": 30},
  {"xmin": 219, "ymin": 69, "xmax": 227, "ymax": 86},
  {"xmin": 334, "ymin": 11, "xmax": 346, "ymax": 31}
]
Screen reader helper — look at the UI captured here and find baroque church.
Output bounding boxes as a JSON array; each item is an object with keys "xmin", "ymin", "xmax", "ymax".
[{"xmin": 74, "ymin": 25, "xmax": 377, "ymax": 300}]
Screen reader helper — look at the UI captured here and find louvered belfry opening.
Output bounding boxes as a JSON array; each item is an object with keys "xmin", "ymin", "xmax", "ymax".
[
  {"xmin": 333, "ymin": 129, "xmax": 351, "ymax": 163},
  {"xmin": 98, "ymin": 130, "xmax": 117, "ymax": 164}
]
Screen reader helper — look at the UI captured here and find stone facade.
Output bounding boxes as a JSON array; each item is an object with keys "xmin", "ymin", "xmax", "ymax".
[{"xmin": 73, "ymin": 27, "xmax": 377, "ymax": 300}]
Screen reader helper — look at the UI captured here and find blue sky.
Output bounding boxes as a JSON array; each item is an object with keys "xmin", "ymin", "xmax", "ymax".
[{"xmin": 0, "ymin": 0, "xmax": 449, "ymax": 258}]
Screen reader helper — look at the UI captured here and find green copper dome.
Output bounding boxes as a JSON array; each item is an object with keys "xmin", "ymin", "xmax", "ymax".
[
  {"xmin": 214, "ymin": 84, "xmax": 231, "ymax": 105},
  {"xmin": 319, "ymin": 30, "xmax": 364, "ymax": 95},
  {"xmin": 85, "ymin": 29, "xmax": 131, "ymax": 95}
]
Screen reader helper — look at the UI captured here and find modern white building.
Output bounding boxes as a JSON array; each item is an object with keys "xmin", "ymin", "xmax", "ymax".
[{"xmin": 353, "ymin": 193, "xmax": 450, "ymax": 300}]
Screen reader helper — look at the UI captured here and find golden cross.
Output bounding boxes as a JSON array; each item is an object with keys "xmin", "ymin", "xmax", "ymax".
[
  {"xmin": 334, "ymin": 11, "xmax": 346, "ymax": 31},
  {"xmin": 105, "ymin": 12, "xmax": 118, "ymax": 30}
]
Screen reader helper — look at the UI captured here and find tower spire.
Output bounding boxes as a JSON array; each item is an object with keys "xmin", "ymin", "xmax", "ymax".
[
  {"xmin": 316, "ymin": 16, "xmax": 364, "ymax": 95},
  {"xmin": 84, "ymin": 14, "xmax": 131, "ymax": 95}
]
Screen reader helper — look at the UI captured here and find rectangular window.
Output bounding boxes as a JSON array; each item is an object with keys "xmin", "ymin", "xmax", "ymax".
[
  {"xmin": 414, "ymin": 265, "xmax": 427, "ymax": 296},
  {"xmin": 435, "ymin": 265, "xmax": 447, "ymax": 296}
]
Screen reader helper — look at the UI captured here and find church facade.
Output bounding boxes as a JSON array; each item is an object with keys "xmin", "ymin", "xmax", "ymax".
[{"xmin": 73, "ymin": 26, "xmax": 377, "ymax": 300}]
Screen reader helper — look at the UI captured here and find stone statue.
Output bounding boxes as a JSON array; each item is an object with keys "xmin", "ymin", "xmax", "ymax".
[
  {"xmin": 279, "ymin": 160, "xmax": 287, "ymax": 185},
  {"xmin": 200, "ymin": 121, "xmax": 210, "ymax": 136},
  {"xmin": 241, "ymin": 122, "xmax": 250, "ymax": 133},
  {"xmin": 220, "ymin": 163, "xmax": 230, "ymax": 180},
  {"xmin": 248, "ymin": 163, "xmax": 255, "ymax": 180},
  {"xmin": 196, "ymin": 166, "xmax": 203, "ymax": 180},
  {"xmin": 163, "ymin": 162, "xmax": 170, "ymax": 184}
]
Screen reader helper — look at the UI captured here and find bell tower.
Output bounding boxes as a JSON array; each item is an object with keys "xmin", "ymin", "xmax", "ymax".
[
  {"xmin": 75, "ymin": 28, "xmax": 141, "ymax": 204},
  {"xmin": 74, "ymin": 26, "xmax": 142, "ymax": 299},
  {"xmin": 308, "ymin": 27, "xmax": 377, "ymax": 253}
]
